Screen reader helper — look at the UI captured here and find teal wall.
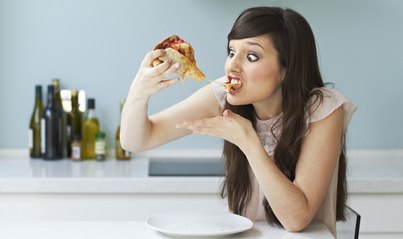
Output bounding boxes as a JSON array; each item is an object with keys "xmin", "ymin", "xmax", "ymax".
[{"xmin": 1, "ymin": 0, "xmax": 402, "ymax": 150}]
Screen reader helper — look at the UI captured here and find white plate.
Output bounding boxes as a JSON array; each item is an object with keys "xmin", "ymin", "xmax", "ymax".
[{"xmin": 146, "ymin": 212, "xmax": 253, "ymax": 238}]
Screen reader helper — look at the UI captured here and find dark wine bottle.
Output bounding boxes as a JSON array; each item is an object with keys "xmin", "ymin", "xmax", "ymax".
[
  {"xmin": 52, "ymin": 79, "xmax": 68, "ymax": 158},
  {"xmin": 41, "ymin": 85, "xmax": 63, "ymax": 159},
  {"xmin": 29, "ymin": 85, "xmax": 43, "ymax": 158}
]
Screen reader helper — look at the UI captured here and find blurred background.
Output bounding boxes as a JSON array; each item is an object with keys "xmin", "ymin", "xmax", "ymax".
[{"xmin": 1, "ymin": 0, "xmax": 402, "ymax": 151}]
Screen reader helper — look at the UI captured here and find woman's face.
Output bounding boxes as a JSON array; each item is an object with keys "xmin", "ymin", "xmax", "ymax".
[{"xmin": 224, "ymin": 35, "xmax": 285, "ymax": 110}]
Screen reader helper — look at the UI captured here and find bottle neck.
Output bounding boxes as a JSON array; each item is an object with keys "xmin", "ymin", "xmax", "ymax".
[
  {"xmin": 118, "ymin": 106, "xmax": 123, "ymax": 124},
  {"xmin": 54, "ymin": 91, "xmax": 62, "ymax": 108},
  {"xmin": 87, "ymin": 108, "xmax": 96, "ymax": 119},
  {"xmin": 35, "ymin": 88, "xmax": 42, "ymax": 101},
  {"xmin": 47, "ymin": 87, "xmax": 55, "ymax": 108},
  {"xmin": 71, "ymin": 96, "xmax": 79, "ymax": 110},
  {"xmin": 119, "ymin": 101, "xmax": 124, "ymax": 125},
  {"xmin": 52, "ymin": 79, "xmax": 62, "ymax": 107},
  {"xmin": 35, "ymin": 88, "xmax": 42, "ymax": 108}
]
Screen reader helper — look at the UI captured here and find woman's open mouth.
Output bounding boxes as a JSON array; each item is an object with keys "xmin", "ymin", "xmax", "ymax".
[{"xmin": 222, "ymin": 77, "xmax": 243, "ymax": 93}]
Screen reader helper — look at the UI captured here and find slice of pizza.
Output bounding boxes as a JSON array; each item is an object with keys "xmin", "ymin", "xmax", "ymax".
[
  {"xmin": 222, "ymin": 78, "xmax": 243, "ymax": 93},
  {"xmin": 152, "ymin": 35, "xmax": 205, "ymax": 82}
]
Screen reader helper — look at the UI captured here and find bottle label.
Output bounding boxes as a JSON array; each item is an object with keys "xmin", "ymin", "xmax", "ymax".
[
  {"xmin": 71, "ymin": 144, "xmax": 81, "ymax": 160},
  {"xmin": 40, "ymin": 119, "xmax": 45, "ymax": 154},
  {"xmin": 95, "ymin": 141, "xmax": 106, "ymax": 154},
  {"xmin": 28, "ymin": 129, "xmax": 33, "ymax": 149}
]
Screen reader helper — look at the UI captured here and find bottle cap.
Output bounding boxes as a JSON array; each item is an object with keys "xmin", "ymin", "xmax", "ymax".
[
  {"xmin": 52, "ymin": 78, "xmax": 60, "ymax": 85},
  {"xmin": 87, "ymin": 98, "xmax": 95, "ymax": 109},
  {"xmin": 71, "ymin": 89, "xmax": 78, "ymax": 97}
]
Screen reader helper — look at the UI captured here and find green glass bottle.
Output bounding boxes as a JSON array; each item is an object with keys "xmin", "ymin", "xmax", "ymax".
[
  {"xmin": 115, "ymin": 100, "xmax": 131, "ymax": 160},
  {"xmin": 81, "ymin": 98, "xmax": 99, "ymax": 159},
  {"xmin": 29, "ymin": 85, "xmax": 43, "ymax": 158},
  {"xmin": 69, "ymin": 90, "xmax": 82, "ymax": 144}
]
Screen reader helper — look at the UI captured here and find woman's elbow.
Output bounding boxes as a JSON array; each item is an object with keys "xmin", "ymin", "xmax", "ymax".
[
  {"xmin": 282, "ymin": 217, "xmax": 312, "ymax": 233},
  {"xmin": 284, "ymin": 224, "xmax": 306, "ymax": 233},
  {"xmin": 119, "ymin": 134, "xmax": 131, "ymax": 152},
  {"xmin": 120, "ymin": 132, "xmax": 143, "ymax": 153}
]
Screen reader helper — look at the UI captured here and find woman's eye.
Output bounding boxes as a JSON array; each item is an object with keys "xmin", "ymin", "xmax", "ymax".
[
  {"xmin": 247, "ymin": 53, "xmax": 259, "ymax": 62},
  {"xmin": 228, "ymin": 50, "xmax": 235, "ymax": 58}
]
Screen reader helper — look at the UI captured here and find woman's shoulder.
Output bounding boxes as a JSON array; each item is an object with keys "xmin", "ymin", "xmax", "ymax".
[{"xmin": 307, "ymin": 87, "xmax": 357, "ymax": 130}]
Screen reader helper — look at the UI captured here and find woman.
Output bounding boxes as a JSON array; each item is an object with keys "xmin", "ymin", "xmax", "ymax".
[{"xmin": 120, "ymin": 6, "xmax": 356, "ymax": 236}]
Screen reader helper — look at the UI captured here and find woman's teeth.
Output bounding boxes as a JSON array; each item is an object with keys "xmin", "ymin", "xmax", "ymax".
[{"xmin": 230, "ymin": 79, "xmax": 241, "ymax": 85}]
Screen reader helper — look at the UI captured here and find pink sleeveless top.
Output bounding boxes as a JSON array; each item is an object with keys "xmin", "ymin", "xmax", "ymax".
[{"xmin": 212, "ymin": 77, "xmax": 357, "ymax": 236}]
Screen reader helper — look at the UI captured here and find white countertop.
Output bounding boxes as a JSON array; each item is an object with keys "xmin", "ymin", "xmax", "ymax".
[
  {"xmin": 0, "ymin": 156, "xmax": 223, "ymax": 194},
  {"xmin": 0, "ymin": 149, "xmax": 403, "ymax": 194},
  {"xmin": 0, "ymin": 220, "xmax": 334, "ymax": 239}
]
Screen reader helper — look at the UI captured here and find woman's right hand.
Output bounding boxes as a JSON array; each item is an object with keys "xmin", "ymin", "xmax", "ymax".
[{"xmin": 132, "ymin": 49, "xmax": 181, "ymax": 99}]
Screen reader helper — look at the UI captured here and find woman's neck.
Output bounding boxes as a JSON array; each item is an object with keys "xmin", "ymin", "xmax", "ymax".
[{"xmin": 253, "ymin": 88, "xmax": 282, "ymax": 120}]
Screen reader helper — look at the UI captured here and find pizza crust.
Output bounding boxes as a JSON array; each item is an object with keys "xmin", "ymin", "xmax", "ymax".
[
  {"xmin": 157, "ymin": 48, "xmax": 205, "ymax": 82},
  {"xmin": 222, "ymin": 82, "xmax": 243, "ymax": 93}
]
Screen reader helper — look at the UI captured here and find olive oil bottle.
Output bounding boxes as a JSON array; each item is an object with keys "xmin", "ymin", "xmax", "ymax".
[
  {"xmin": 81, "ymin": 98, "xmax": 99, "ymax": 159},
  {"xmin": 115, "ymin": 100, "xmax": 131, "ymax": 160},
  {"xmin": 29, "ymin": 85, "xmax": 43, "ymax": 158}
]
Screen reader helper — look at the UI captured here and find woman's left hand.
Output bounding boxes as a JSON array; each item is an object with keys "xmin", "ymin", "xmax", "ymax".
[{"xmin": 176, "ymin": 109, "xmax": 257, "ymax": 148}]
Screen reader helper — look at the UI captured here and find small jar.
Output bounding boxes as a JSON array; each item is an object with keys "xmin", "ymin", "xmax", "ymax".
[
  {"xmin": 95, "ymin": 131, "xmax": 106, "ymax": 161},
  {"xmin": 71, "ymin": 135, "xmax": 81, "ymax": 161}
]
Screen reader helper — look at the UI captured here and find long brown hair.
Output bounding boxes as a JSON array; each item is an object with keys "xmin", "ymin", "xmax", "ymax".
[{"xmin": 220, "ymin": 7, "xmax": 347, "ymax": 226}]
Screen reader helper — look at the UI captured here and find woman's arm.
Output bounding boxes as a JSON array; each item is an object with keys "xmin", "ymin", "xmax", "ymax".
[
  {"xmin": 178, "ymin": 106, "xmax": 344, "ymax": 232},
  {"xmin": 242, "ymin": 106, "xmax": 344, "ymax": 232},
  {"xmin": 120, "ymin": 50, "xmax": 220, "ymax": 152}
]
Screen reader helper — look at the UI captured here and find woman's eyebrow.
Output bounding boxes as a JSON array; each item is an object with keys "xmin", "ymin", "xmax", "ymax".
[{"xmin": 246, "ymin": 42, "xmax": 265, "ymax": 50}]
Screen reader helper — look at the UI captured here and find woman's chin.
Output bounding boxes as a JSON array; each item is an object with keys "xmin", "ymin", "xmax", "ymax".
[{"xmin": 226, "ymin": 96, "xmax": 246, "ymax": 106}]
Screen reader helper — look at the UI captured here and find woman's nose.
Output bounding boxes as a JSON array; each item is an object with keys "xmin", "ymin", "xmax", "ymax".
[
  {"xmin": 226, "ymin": 55, "xmax": 242, "ymax": 73},
  {"xmin": 226, "ymin": 53, "xmax": 242, "ymax": 72}
]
